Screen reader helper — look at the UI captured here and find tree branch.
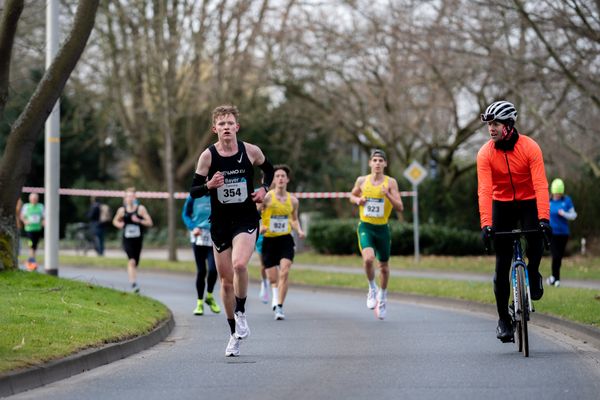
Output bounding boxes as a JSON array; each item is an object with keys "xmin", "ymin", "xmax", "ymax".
[
  {"xmin": 0, "ymin": 0, "xmax": 24, "ymax": 118},
  {"xmin": 0, "ymin": 0, "xmax": 99, "ymax": 213}
]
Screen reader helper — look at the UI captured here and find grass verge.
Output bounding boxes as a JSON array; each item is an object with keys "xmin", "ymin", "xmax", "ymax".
[
  {"xmin": 0, "ymin": 270, "xmax": 170, "ymax": 374},
  {"xmin": 294, "ymin": 253, "xmax": 600, "ymax": 281}
]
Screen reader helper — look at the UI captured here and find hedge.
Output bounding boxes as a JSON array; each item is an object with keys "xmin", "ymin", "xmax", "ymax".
[{"xmin": 306, "ymin": 219, "xmax": 483, "ymax": 255}]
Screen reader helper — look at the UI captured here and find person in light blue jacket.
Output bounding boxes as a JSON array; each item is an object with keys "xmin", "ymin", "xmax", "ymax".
[
  {"xmin": 182, "ymin": 195, "xmax": 221, "ymax": 315},
  {"xmin": 548, "ymin": 179, "xmax": 577, "ymax": 287}
]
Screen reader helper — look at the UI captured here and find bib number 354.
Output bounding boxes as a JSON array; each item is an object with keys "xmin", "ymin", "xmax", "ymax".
[{"xmin": 217, "ymin": 182, "xmax": 247, "ymax": 204}]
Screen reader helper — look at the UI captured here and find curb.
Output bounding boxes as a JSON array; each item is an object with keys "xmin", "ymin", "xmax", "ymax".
[{"xmin": 0, "ymin": 311, "xmax": 175, "ymax": 398}]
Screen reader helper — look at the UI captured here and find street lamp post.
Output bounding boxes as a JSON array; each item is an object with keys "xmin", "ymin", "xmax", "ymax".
[{"xmin": 44, "ymin": 0, "xmax": 60, "ymax": 276}]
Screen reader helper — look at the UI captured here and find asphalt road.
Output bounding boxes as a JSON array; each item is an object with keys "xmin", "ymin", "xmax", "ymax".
[{"xmin": 8, "ymin": 265, "xmax": 600, "ymax": 400}]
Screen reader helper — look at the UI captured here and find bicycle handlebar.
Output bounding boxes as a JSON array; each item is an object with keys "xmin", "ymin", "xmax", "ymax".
[
  {"xmin": 493, "ymin": 229, "xmax": 550, "ymax": 250},
  {"xmin": 493, "ymin": 229, "xmax": 540, "ymax": 237}
]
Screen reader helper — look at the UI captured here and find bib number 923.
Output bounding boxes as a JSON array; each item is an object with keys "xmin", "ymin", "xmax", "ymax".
[{"xmin": 364, "ymin": 198, "xmax": 384, "ymax": 218}]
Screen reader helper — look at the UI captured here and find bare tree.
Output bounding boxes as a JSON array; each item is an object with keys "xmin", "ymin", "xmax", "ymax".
[
  {"xmin": 0, "ymin": 0, "xmax": 99, "ymax": 270},
  {"xmin": 510, "ymin": 0, "xmax": 600, "ymax": 177},
  {"xmin": 84, "ymin": 0, "xmax": 287, "ymax": 259},
  {"xmin": 272, "ymin": 1, "xmax": 502, "ymax": 185},
  {"xmin": 270, "ymin": 0, "xmax": 599, "ymax": 192}
]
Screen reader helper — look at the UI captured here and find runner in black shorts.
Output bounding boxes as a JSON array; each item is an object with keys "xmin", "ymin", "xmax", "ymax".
[
  {"xmin": 259, "ymin": 165, "xmax": 305, "ymax": 320},
  {"xmin": 112, "ymin": 187, "xmax": 153, "ymax": 293},
  {"xmin": 190, "ymin": 104, "xmax": 274, "ymax": 357}
]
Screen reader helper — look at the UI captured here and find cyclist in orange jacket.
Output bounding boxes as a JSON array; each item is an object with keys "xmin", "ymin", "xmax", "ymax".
[{"xmin": 477, "ymin": 100, "xmax": 552, "ymax": 343}]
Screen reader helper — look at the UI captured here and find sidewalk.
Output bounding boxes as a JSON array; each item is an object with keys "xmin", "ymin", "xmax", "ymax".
[{"xmin": 61, "ymin": 248, "xmax": 600, "ymax": 291}]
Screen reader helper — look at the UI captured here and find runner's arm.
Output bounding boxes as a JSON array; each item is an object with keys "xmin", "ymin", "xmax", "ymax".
[
  {"xmin": 291, "ymin": 196, "xmax": 305, "ymax": 238},
  {"xmin": 191, "ymin": 150, "xmax": 224, "ymax": 196},
  {"xmin": 138, "ymin": 205, "xmax": 154, "ymax": 227},
  {"xmin": 384, "ymin": 178, "xmax": 404, "ymax": 212},
  {"xmin": 259, "ymin": 193, "xmax": 271, "ymax": 233},
  {"xmin": 560, "ymin": 197, "xmax": 577, "ymax": 221},
  {"xmin": 19, "ymin": 205, "xmax": 27, "ymax": 225},
  {"xmin": 112, "ymin": 207, "xmax": 125, "ymax": 229},
  {"xmin": 349, "ymin": 176, "xmax": 365, "ymax": 206},
  {"xmin": 181, "ymin": 197, "xmax": 195, "ymax": 230},
  {"xmin": 245, "ymin": 143, "xmax": 272, "ymax": 202}
]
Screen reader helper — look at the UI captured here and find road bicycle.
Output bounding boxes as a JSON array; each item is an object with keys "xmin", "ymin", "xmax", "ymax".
[{"xmin": 494, "ymin": 229, "xmax": 548, "ymax": 357}]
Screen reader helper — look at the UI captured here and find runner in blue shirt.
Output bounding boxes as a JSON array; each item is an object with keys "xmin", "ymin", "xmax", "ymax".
[
  {"xmin": 182, "ymin": 195, "xmax": 221, "ymax": 315},
  {"xmin": 548, "ymin": 178, "xmax": 577, "ymax": 287}
]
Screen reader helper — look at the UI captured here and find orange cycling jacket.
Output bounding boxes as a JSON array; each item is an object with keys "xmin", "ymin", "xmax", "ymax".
[{"xmin": 477, "ymin": 134, "xmax": 550, "ymax": 228}]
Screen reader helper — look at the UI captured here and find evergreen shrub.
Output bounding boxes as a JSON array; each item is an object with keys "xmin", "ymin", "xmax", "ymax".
[{"xmin": 307, "ymin": 219, "xmax": 483, "ymax": 255}]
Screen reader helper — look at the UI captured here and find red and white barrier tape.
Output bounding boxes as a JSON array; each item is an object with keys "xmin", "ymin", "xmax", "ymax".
[{"xmin": 22, "ymin": 187, "xmax": 416, "ymax": 199}]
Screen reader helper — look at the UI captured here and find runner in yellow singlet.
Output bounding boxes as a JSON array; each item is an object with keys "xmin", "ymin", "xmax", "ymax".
[
  {"xmin": 349, "ymin": 149, "xmax": 404, "ymax": 320},
  {"xmin": 260, "ymin": 165, "xmax": 305, "ymax": 320}
]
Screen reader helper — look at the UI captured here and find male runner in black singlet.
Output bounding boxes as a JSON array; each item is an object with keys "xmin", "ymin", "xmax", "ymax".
[{"xmin": 190, "ymin": 105, "xmax": 274, "ymax": 357}]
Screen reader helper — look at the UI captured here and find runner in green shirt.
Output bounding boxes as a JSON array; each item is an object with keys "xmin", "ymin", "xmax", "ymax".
[{"xmin": 20, "ymin": 193, "xmax": 45, "ymax": 271}]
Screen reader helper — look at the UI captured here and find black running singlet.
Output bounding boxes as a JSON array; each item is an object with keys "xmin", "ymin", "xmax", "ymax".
[
  {"xmin": 122, "ymin": 205, "xmax": 143, "ymax": 240},
  {"xmin": 208, "ymin": 141, "xmax": 259, "ymax": 222}
]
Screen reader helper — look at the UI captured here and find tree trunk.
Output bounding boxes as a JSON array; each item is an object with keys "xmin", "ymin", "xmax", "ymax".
[{"xmin": 0, "ymin": 1, "xmax": 99, "ymax": 271}]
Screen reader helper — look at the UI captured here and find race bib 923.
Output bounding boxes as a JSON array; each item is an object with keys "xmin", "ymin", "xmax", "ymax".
[{"xmin": 364, "ymin": 198, "xmax": 384, "ymax": 218}]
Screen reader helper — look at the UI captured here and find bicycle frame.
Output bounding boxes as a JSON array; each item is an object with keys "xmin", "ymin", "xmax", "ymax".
[
  {"xmin": 511, "ymin": 239, "xmax": 532, "ymax": 315},
  {"xmin": 495, "ymin": 228, "xmax": 544, "ymax": 357}
]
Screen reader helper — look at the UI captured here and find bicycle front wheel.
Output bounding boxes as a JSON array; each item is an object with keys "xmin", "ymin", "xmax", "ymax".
[{"xmin": 516, "ymin": 266, "xmax": 529, "ymax": 357}]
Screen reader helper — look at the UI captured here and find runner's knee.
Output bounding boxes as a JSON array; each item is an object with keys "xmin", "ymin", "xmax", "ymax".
[
  {"xmin": 232, "ymin": 259, "xmax": 247, "ymax": 273},
  {"xmin": 363, "ymin": 253, "xmax": 375, "ymax": 265},
  {"xmin": 279, "ymin": 268, "xmax": 289, "ymax": 281},
  {"xmin": 220, "ymin": 280, "xmax": 234, "ymax": 294}
]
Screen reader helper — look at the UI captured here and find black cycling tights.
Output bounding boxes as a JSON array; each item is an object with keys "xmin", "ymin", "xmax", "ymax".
[
  {"xmin": 492, "ymin": 200, "xmax": 543, "ymax": 321},
  {"xmin": 193, "ymin": 245, "xmax": 218, "ymax": 299}
]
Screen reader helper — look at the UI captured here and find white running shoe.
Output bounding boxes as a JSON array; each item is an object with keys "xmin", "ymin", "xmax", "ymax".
[
  {"xmin": 366, "ymin": 288, "xmax": 377, "ymax": 309},
  {"xmin": 234, "ymin": 311, "xmax": 250, "ymax": 339},
  {"xmin": 259, "ymin": 282, "xmax": 269, "ymax": 304},
  {"xmin": 225, "ymin": 334, "xmax": 241, "ymax": 357},
  {"xmin": 375, "ymin": 298, "xmax": 387, "ymax": 320},
  {"xmin": 274, "ymin": 305, "xmax": 285, "ymax": 320},
  {"xmin": 547, "ymin": 276, "xmax": 561, "ymax": 287}
]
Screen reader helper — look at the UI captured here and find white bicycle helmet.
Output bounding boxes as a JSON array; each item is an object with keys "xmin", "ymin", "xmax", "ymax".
[{"xmin": 481, "ymin": 101, "xmax": 518, "ymax": 123}]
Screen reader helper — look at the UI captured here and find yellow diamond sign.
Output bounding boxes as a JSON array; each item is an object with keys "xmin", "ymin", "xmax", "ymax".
[{"xmin": 403, "ymin": 161, "xmax": 427, "ymax": 186}]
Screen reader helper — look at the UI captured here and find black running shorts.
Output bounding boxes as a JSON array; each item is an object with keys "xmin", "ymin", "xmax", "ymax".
[
  {"xmin": 210, "ymin": 218, "xmax": 259, "ymax": 253},
  {"xmin": 261, "ymin": 234, "xmax": 295, "ymax": 268}
]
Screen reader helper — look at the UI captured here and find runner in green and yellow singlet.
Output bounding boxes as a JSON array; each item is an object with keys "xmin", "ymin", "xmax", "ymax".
[{"xmin": 349, "ymin": 150, "xmax": 404, "ymax": 320}]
